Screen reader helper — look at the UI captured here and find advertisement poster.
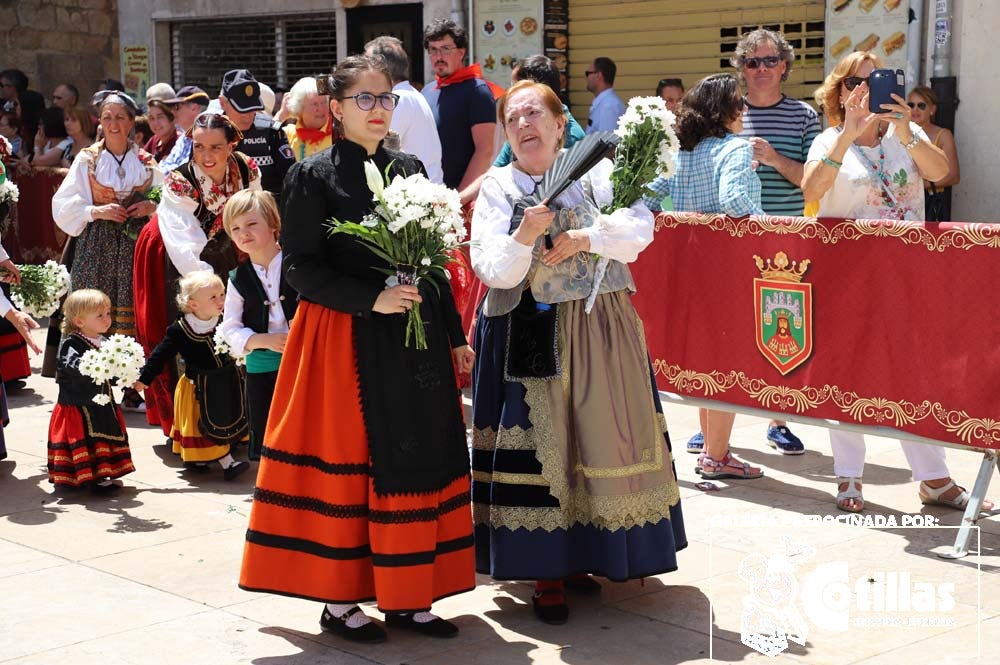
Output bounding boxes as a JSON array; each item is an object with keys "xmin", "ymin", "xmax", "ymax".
[
  {"xmin": 473, "ymin": 0, "xmax": 544, "ymax": 91},
  {"xmin": 120, "ymin": 45, "xmax": 150, "ymax": 101},
  {"xmin": 825, "ymin": 0, "xmax": 909, "ymax": 74}
]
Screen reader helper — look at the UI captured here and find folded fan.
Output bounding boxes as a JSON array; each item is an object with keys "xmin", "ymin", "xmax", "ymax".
[{"xmin": 509, "ymin": 131, "xmax": 620, "ymax": 234}]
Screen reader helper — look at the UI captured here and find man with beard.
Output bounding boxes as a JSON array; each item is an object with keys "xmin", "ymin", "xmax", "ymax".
[
  {"xmin": 421, "ymin": 19, "xmax": 500, "ymax": 204},
  {"xmin": 218, "ymin": 69, "xmax": 294, "ymax": 197},
  {"xmin": 766, "ymin": 314, "xmax": 801, "ymax": 357}
]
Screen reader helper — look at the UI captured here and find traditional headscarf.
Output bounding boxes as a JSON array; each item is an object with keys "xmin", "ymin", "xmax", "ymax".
[{"xmin": 92, "ymin": 90, "xmax": 140, "ymax": 118}]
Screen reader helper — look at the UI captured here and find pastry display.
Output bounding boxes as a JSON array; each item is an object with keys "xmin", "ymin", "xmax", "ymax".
[
  {"xmin": 830, "ymin": 35, "xmax": 852, "ymax": 58},
  {"xmin": 856, "ymin": 33, "xmax": 880, "ymax": 52},
  {"xmin": 882, "ymin": 31, "xmax": 906, "ymax": 56}
]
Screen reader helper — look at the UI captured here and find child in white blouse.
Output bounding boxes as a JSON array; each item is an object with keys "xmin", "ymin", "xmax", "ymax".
[{"xmin": 218, "ymin": 190, "xmax": 295, "ymax": 461}]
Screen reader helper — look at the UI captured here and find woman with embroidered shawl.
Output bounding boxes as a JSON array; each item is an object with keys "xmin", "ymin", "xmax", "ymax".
[
  {"xmin": 52, "ymin": 91, "xmax": 161, "ymax": 338},
  {"xmin": 51, "ymin": 91, "xmax": 161, "ymax": 411},
  {"xmin": 470, "ymin": 81, "xmax": 686, "ymax": 624},
  {"xmin": 132, "ymin": 112, "xmax": 260, "ymax": 438},
  {"xmin": 240, "ymin": 55, "xmax": 474, "ymax": 644}
]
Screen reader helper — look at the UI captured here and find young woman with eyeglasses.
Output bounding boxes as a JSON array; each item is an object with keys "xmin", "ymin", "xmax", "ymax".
[
  {"xmin": 800, "ymin": 53, "xmax": 984, "ymax": 516},
  {"xmin": 907, "ymin": 85, "xmax": 960, "ymax": 221},
  {"xmin": 240, "ymin": 54, "xmax": 474, "ymax": 644},
  {"xmin": 132, "ymin": 112, "xmax": 262, "ymax": 437}
]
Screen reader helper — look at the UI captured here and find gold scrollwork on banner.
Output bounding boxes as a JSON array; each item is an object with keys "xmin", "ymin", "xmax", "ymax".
[
  {"xmin": 655, "ymin": 213, "xmax": 1000, "ymax": 253},
  {"xmin": 931, "ymin": 406, "xmax": 1000, "ymax": 447},
  {"xmin": 736, "ymin": 373, "xmax": 829, "ymax": 413},
  {"xmin": 660, "ymin": 363, "xmax": 737, "ymax": 396},
  {"xmin": 656, "ymin": 362, "xmax": 999, "ymax": 448},
  {"xmin": 828, "ymin": 388, "xmax": 933, "ymax": 428}
]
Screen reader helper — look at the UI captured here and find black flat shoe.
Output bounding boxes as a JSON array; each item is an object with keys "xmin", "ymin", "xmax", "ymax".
[
  {"xmin": 320, "ymin": 607, "xmax": 387, "ymax": 644},
  {"xmin": 385, "ymin": 613, "xmax": 458, "ymax": 638},
  {"xmin": 564, "ymin": 574, "xmax": 602, "ymax": 594},
  {"xmin": 183, "ymin": 462, "xmax": 212, "ymax": 474},
  {"xmin": 532, "ymin": 591, "xmax": 569, "ymax": 625},
  {"xmin": 223, "ymin": 460, "xmax": 250, "ymax": 481},
  {"xmin": 90, "ymin": 481, "xmax": 122, "ymax": 495}
]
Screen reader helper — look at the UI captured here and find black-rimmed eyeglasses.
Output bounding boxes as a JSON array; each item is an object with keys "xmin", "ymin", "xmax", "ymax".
[
  {"xmin": 743, "ymin": 56, "xmax": 781, "ymax": 70},
  {"xmin": 341, "ymin": 92, "xmax": 400, "ymax": 111}
]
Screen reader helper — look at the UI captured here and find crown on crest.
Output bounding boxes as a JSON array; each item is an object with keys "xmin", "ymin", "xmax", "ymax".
[{"xmin": 754, "ymin": 251, "xmax": 810, "ymax": 283}]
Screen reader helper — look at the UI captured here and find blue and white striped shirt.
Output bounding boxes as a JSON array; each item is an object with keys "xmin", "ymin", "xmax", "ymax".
[{"xmin": 738, "ymin": 95, "xmax": 820, "ymax": 216}]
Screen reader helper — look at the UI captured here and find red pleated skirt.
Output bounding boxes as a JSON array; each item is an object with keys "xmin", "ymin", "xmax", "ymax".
[
  {"xmin": 133, "ymin": 217, "xmax": 175, "ymax": 435},
  {"xmin": 47, "ymin": 404, "xmax": 134, "ymax": 486},
  {"xmin": 239, "ymin": 301, "xmax": 475, "ymax": 612}
]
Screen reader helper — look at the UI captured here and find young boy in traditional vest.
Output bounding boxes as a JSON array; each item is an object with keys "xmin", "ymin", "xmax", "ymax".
[{"xmin": 217, "ymin": 189, "xmax": 297, "ymax": 461}]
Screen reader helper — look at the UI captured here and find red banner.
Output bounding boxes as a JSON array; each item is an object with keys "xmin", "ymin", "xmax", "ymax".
[{"xmin": 631, "ymin": 213, "xmax": 1000, "ymax": 450}]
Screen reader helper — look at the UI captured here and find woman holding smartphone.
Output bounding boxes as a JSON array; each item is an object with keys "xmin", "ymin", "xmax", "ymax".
[
  {"xmin": 800, "ymin": 51, "xmax": 981, "ymax": 515},
  {"xmin": 801, "ymin": 51, "xmax": 947, "ymax": 220}
]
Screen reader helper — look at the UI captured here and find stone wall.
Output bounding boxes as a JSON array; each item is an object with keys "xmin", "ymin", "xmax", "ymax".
[{"xmin": 1, "ymin": 0, "xmax": 119, "ymax": 104}]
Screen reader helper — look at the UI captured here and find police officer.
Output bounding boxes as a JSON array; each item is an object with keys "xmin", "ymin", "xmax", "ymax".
[{"xmin": 218, "ymin": 69, "xmax": 295, "ymax": 197}]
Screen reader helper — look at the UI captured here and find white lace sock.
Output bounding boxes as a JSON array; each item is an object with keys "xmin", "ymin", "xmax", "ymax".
[
  {"xmin": 217, "ymin": 454, "xmax": 236, "ymax": 469},
  {"xmin": 326, "ymin": 603, "xmax": 372, "ymax": 628},
  {"xmin": 96, "ymin": 478, "xmax": 114, "ymax": 487}
]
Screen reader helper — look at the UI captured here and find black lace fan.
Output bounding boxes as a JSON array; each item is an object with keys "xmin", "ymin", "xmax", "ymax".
[{"xmin": 509, "ymin": 130, "xmax": 620, "ymax": 234}]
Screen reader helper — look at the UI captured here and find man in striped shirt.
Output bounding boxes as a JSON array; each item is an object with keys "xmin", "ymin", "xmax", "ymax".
[
  {"xmin": 718, "ymin": 28, "xmax": 817, "ymax": 454},
  {"xmin": 733, "ymin": 29, "xmax": 821, "ymax": 217}
]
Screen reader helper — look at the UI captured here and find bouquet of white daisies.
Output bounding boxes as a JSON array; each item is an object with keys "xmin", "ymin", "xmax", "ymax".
[
  {"xmin": 328, "ymin": 161, "xmax": 467, "ymax": 349},
  {"xmin": 213, "ymin": 327, "xmax": 245, "ymax": 367},
  {"xmin": 605, "ymin": 96, "xmax": 678, "ymax": 213},
  {"xmin": 78, "ymin": 334, "xmax": 146, "ymax": 405},
  {"xmin": 7, "ymin": 260, "xmax": 71, "ymax": 318}
]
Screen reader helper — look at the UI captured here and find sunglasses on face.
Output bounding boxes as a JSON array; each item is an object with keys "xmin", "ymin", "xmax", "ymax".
[
  {"xmin": 341, "ymin": 92, "xmax": 400, "ymax": 112},
  {"xmin": 908, "ymin": 101, "xmax": 928, "ymax": 110},
  {"xmin": 843, "ymin": 76, "xmax": 867, "ymax": 91},
  {"xmin": 743, "ymin": 56, "xmax": 781, "ymax": 70}
]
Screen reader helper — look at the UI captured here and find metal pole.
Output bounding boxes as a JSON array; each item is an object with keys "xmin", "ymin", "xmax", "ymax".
[{"xmin": 930, "ymin": 0, "xmax": 958, "ymax": 220}]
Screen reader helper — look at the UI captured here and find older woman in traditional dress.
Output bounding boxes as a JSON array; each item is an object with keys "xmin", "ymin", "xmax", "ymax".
[
  {"xmin": 470, "ymin": 80, "xmax": 686, "ymax": 624},
  {"xmin": 52, "ymin": 91, "xmax": 161, "ymax": 409}
]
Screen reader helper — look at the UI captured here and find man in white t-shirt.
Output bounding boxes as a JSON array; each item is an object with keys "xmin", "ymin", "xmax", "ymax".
[{"xmin": 365, "ymin": 36, "xmax": 444, "ymax": 184}]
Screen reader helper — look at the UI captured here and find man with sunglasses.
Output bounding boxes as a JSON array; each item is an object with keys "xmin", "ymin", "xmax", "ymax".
[
  {"xmin": 701, "ymin": 29, "xmax": 819, "ymax": 456},
  {"xmin": 218, "ymin": 69, "xmax": 295, "ymax": 198},
  {"xmin": 585, "ymin": 57, "xmax": 626, "ymax": 134}
]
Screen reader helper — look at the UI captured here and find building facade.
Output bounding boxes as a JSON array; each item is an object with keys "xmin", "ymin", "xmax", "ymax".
[{"xmin": 111, "ymin": 0, "xmax": 996, "ymax": 222}]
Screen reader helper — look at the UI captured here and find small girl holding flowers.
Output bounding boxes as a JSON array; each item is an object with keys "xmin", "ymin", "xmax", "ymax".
[
  {"xmin": 47, "ymin": 289, "xmax": 135, "ymax": 493},
  {"xmin": 133, "ymin": 271, "xmax": 250, "ymax": 480}
]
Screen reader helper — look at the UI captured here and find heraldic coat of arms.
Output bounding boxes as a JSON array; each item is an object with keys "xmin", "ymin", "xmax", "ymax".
[{"xmin": 753, "ymin": 251, "xmax": 813, "ymax": 375}]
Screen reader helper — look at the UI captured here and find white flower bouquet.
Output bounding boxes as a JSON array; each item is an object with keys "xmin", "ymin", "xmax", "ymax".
[
  {"xmin": 78, "ymin": 334, "xmax": 146, "ymax": 405},
  {"xmin": 606, "ymin": 96, "xmax": 678, "ymax": 213},
  {"xmin": 213, "ymin": 327, "xmax": 245, "ymax": 366},
  {"xmin": 7, "ymin": 260, "xmax": 71, "ymax": 318},
  {"xmin": 328, "ymin": 161, "xmax": 467, "ymax": 349}
]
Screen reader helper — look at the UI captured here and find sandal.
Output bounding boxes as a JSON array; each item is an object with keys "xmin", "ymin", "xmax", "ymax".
[
  {"xmin": 696, "ymin": 452, "xmax": 763, "ymax": 480},
  {"xmin": 836, "ymin": 476, "xmax": 864, "ymax": 513},
  {"xmin": 919, "ymin": 480, "xmax": 975, "ymax": 510}
]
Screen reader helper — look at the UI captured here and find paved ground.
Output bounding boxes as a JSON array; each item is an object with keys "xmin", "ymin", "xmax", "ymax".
[{"xmin": 2, "ymin": 324, "xmax": 998, "ymax": 664}]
